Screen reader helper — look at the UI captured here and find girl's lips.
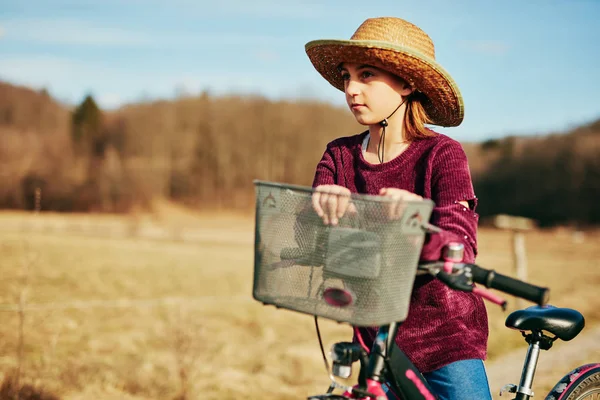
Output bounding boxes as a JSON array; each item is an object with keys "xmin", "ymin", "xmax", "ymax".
[{"xmin": 351, "ymin": 104, "xmax": 366, "ymax": 110}]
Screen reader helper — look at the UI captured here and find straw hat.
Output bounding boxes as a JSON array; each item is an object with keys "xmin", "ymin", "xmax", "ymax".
[{"xmin": 305, "ymin": 17, "xmax": 464, "ymax": 127}]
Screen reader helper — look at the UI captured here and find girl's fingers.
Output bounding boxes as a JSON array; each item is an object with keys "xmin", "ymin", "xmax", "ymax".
[
  {"xmin": 324, "ymin": 193, "xmax": 338, "ymax": 225},
  {"xmin": 395, "ymin": 199, "xmax": 407, "ymax": 220},
  {"xmin": 319, "ymin": 193, "xmax": 330, "ymax": 224},
  {"xmin": 313, "ymin": 185, "xmax": 353, "ymax": 225},
  {"xmin": 312, "ymin": 192, "xmax": 324, "ymax": 217},
  {"xmin": 378, "ymin": 188, "xmax": 424, "ymax": 220},
  {"xmin": 317, "ymin": 187, "xmax": 425, "ymax": 223},
  {"xmin": 337, "ymin": 194, "xmax": 350, "ymax": 220},
  {"xmin": 389, "ymin": 194, "xmax": 407, "ymax": 220},
  {"xmin": 347, "ymin": 203, "xmax": 358, "ymax": 214},
  {"xmin": 390, "ymin": 196, "xmax": 402, "ymax": 220}
]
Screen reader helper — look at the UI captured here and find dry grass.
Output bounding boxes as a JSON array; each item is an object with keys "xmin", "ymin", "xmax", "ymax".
[
  {"xmin": 476, "ymin": 227, "xmax": 600, "ymax": 361},
  {"xmin": 0, "ymin": 211, "xmax": 598, "ymax": 399}
]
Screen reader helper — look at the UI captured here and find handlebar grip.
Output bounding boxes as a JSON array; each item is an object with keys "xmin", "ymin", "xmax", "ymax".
[{"xmin": 469, "ymin": 265, "xmax": 550, "ymax": 306}]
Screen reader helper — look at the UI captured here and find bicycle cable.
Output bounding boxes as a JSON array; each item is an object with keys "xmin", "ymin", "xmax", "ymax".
[
  {"xmin": 314, "ymin": 316, "xmax": 355, "ymax": 394},
  {"xmin": 315, "ymin": 316, "xmax": 341, "ymax": 394},
  {"xmin": 315, "ymin": 316, "xmax": 330, "ymax": 374}
]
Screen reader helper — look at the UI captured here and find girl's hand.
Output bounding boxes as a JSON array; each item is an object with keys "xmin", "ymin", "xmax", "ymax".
[
  {"xmin": 379, "ymin": 188, "xmax": 423, "ymax": 220},
  {"xmin": 312, "ymin": 185, "xmax": 355, "ymax": 226}
]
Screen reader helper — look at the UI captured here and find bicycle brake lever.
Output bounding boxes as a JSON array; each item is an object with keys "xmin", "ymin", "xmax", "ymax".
[
  {"xmin": 436, "ymin": 270, "xmax": 474, "ymax": 292},
  {"xmin": 473, "ymin": 285, "xmax": 508, "ymax": 311},
  {"xmin": 436, "ymin": 268, "xmax": 508, "ymax": 310},
  {"xmin": 417, "ymin": 261, "xmax": 444, "ymax": 275}
]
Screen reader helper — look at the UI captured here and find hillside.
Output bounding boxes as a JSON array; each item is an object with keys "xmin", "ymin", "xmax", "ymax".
[
  {"xmin": 0, "ymin": 82, "xmax": 73, "ymax": 210},
  {"xmin": 0, "ymin": 80, "xmax": 598, "ymax": 226}
]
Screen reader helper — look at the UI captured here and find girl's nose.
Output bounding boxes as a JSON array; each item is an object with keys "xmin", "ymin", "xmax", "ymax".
[{"xmin": 345, "ymin": 78, "xmax": 360, "ymax": 97}]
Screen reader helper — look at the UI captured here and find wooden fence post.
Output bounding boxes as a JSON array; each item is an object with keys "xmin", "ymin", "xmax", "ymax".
[{"xmin": 492, "ymin": 214, "xmax": 536, "ymax": 309}]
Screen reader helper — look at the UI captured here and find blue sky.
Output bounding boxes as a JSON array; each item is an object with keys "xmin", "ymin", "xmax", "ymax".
[{"xmin": 1, "ymin": 0, "xmax": 599, "ymax": 141}]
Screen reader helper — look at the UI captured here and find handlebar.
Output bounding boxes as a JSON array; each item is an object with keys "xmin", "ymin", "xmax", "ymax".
[
  {"xmin": 279, "ymin": 247, "xmax": 550, "ymax": 306},
  {"xmin": 468, "ymin": 264, "xmax": 550, "ymax": 306}
]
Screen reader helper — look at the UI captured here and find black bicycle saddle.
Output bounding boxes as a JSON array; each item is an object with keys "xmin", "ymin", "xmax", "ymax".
[{"xmin": 505, "ymin": 305, "xmax": 585, "ymax": 341}]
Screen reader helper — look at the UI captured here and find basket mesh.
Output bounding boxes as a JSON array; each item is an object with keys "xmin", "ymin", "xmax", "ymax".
[{"xmin": 253, "ymin": 180, "xmax": 434, "ymax": 326}]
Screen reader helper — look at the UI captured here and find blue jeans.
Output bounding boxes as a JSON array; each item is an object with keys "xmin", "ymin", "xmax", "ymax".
[{"xmin": 386, "ymin": 359, "xmax": 492, "ymax": 400}]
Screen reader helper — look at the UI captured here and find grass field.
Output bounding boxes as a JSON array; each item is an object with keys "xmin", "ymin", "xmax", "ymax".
[{"xmin": 0, "ymin": 209, "xmax": 598, "ymax": 399}]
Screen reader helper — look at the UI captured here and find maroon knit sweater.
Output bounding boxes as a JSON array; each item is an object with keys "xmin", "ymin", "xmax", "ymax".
[{"xmin": 312, "ymin": 130, "xmax": 488, "ymax": 373}]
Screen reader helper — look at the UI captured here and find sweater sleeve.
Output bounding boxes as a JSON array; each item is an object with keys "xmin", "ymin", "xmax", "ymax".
[
  {"xmin": 420, "ymin": 139, "xmax": 479, "ymax": 263},
  {"xmin": 312, "ymin": 143, "xmax": 337, "ymax": 187}
]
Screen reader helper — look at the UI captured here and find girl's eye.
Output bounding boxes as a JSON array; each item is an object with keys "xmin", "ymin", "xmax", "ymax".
[
  {"xmin": 341, "ymin": 72, "xmax": 350, "ymax": 80},
  {"xmin": 361, "ymin": 70, "xmax": 374, "ymax": 79}
]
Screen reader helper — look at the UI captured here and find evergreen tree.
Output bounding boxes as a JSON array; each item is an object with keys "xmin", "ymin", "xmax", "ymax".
[{"xmin": 72, "ymin": 94, "xmax": 105, "ymax": 156}]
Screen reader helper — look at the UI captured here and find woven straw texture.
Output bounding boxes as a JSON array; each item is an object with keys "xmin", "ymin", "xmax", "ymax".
[{"xmin": 305, "ymin": 17, "xmax": 464, "ymax": 127}]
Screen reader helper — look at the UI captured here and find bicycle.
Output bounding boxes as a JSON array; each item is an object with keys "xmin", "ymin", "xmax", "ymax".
[{"xmin": 251, "ymin": 180, "xmax": 600, "ymax": 400}]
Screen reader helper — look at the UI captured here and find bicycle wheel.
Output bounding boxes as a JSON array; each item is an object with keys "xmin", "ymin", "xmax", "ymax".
[{"xmin": 546, "ymin": 364, "xmax": 600, "ymax": 400}]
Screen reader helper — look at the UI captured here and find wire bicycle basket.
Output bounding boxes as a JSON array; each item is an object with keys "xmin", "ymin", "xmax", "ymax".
[{"xmin": 252, "ymin": 180, "xmax": 434, "ymax": 326}]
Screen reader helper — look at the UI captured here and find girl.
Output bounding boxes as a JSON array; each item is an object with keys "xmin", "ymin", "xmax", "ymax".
[{"xmin": 305, "ymin": 17, "xmax": 491, "ymax": 400}]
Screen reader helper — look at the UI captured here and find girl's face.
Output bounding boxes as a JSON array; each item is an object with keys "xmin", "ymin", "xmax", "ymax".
[{"xmin": 340, "ymin": 63, "xmax": 412, "ymax": 126}]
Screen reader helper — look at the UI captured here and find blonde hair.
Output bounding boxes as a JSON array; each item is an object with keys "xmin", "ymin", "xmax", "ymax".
[{"xmin": 404, "ymin": 91, "xmax": 436, "ymax": 141}]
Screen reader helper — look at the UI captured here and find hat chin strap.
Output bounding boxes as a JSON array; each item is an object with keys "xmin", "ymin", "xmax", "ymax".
[{"xmin": 377, "ymin": 96, "xmax": 409, "ymax": 164}]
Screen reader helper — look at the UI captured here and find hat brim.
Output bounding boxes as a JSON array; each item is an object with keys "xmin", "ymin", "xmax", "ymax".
[{"xmin": 305, "ymin": 39, "xmax": 464, "ymax": 127}]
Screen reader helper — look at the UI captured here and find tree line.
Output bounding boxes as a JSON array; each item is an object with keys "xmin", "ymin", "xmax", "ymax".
[{"xmin": 0, "ymin": 81, "xmax": 598, "ymax": 227}]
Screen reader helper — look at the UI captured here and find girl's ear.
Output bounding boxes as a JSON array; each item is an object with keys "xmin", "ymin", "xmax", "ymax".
[{"xmin": 400, "ymin": 83, "xmax": 414, "ymax": 97}]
